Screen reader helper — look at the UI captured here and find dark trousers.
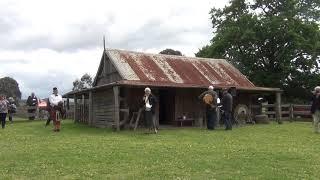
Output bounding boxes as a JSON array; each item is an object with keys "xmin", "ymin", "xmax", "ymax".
[
  {"xmin": 206, "ymin": 109, "xmax": 217, "ymax": 130},
  {"xmin": 223, "ymin": 111, "xmax": 232, "ymax": 130},
  {"xmin": 145, "ymin": 111, "xmax": 156, "ymax": 129},
  {"xmin": 28, "ymin": 108, "xmax": 36, "ymax": 120},
  {"xmin": 0, "ymin": 113, "xmax": 7, "ymax": 129},
  {"xmin": 8, "ymin": 111, "xmax": 13, "ymax": 122}
]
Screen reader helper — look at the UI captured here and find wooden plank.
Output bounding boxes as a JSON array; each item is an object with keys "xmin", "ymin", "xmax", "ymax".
[
  {"xmin": 88, "ymin": 91, "xmax": 93, "ymax": 126},
  {"xmin": 120, "ymin": 108, "xmax": 129, "ymax": 113},
  {"xmin": 94, "ymin": 109, "xmax": 114, "ymax": 112},
  {"xmin": 293, "ymin": 111, "xmax": 311, "ymax": 115},
  {"xmin": 262, "ymin": 104, "xmax": 275, "ymax": 108},
  {"xmin": 293, "ymin": 105, "xmax": 311, "ymax": 108},
  {"xmin": 113, "ymin": 86, "xmax": 120, "ymax": 131}
]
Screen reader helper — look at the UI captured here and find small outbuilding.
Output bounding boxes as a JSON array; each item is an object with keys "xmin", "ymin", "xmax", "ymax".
[{"xmin": 63, "ymin": 48, "xmax": 282, "ymax": 130}]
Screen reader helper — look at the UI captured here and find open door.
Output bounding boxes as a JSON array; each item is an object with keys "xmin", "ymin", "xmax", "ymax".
[{"xmin": 159, "ymin": 89, "xmax": 175, "ymax": 125}]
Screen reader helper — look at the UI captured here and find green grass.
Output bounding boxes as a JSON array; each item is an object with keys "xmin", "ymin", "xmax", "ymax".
[{"xmin": 0, "ymin": 119, "xmax": 319, "ymax": 179}]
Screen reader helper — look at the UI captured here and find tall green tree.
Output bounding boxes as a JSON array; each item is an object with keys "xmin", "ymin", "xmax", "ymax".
[
  {"xmin": 197, "ymin": 0, "xmax": 320, "ymax": 101},
  {"xmin": 0, "ymin": 77, "xmax": 22, "ymax": 100},
  {"xmin": 159, "ymin": 49, "xmax": 183, "ymax": 56},
  {"xmin": 72, "ymin": 73, "xmax": 93, "ymax": 91}
]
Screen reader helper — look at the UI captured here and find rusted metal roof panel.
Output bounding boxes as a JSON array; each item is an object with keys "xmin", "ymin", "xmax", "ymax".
[{"xmin": 106, "ymin": 49, "xmax": 256, "ymax": 88}]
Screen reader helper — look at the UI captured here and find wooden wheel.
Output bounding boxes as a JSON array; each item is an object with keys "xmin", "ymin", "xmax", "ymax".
[{"xmin": 233, "ymin": 104, "xmax": 251, "ymax": 125}]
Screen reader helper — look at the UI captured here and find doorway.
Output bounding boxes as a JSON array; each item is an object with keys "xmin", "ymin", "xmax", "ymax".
[{"xmin": 159, "ymin": 89, "xmax": 175, "ymax": 125}]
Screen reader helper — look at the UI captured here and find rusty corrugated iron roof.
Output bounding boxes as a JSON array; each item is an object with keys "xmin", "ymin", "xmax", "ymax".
[{"xmin": 106, "ymin": 49, "xmax": 256, "ymax": 89}]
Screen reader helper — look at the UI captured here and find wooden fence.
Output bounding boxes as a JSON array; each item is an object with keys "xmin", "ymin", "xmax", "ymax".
[
  {"xmin": 252, "ymin": 104, "xmax": 312, "ymax": 121},
  {"xmin": 75, "ymin": 104, "xmax": 89, "ymax": 124}
]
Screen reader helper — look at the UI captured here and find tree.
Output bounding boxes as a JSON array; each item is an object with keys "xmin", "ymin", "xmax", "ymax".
[
  {"xmin": 159, "ymin": 49, "xmax": 183, "ymax": 56},
  {"xmin": 196, "ymin": 0, "xmax": 320, "ymax": 101},
  {"xmin": 0, "ymin": 77, "xmax": 22, "ymax": 100},
  {"xmin": 72, "ymin": 73, "xmax": 93, "ymax": 91}
]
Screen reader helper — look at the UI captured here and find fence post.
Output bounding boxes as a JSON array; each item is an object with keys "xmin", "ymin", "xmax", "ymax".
[
  {"xmin": 275, "ymin": 92, "xmax": 282, "ymax": 124},
  {"xmin": 289, "ymin": 104, "xmax": 294, "ymax": 122}
]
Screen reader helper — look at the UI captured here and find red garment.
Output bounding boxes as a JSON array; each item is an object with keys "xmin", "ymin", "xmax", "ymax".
[{"xmin": 50, "ymin": 109, "xmax": 61, "ymax": 131}]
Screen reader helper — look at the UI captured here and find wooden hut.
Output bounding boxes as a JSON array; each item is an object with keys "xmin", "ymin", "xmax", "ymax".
[{"xmin": 63, "ymin": 49, "xmax": 282, "ymax": 130}]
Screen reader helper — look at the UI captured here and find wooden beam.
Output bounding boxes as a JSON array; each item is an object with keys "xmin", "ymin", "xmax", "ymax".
[
  {"xmin": 82, "ymin": 94, "xmax": 85, "ymax": 123},
  {"xmin": 275, "ymin": 92, "xmax": 282, "ymax": 124},
  {"xmin": 134, "ymin": 108, "xmax": 143, "ymax": 131},
  {"xmin": 88, "ymin": 91, "xmax": 93, "ymax": 126},
  {"xmin": 73, "ymin": 95, "xmax": 77, "ymax": 123},
  {"xmin": 113, "ymin": 86, "xmax": 120, "ymax": 131}
]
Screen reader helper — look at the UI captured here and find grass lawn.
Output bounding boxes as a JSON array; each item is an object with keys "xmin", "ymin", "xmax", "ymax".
[{"xmin": 0, "ymin": 119, "xmax": 319, "ymax": 179}]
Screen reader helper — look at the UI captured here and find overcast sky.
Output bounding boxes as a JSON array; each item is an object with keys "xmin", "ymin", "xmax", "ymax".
[{"xmin": 0, "ymin": 0, "xmax": 229, "ymax": 99}]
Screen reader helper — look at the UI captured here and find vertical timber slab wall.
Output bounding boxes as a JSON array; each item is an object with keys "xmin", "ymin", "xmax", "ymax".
[
  {"xmin": 92, "ymin": 89, "xmax": 115, "ymax": 128},
  {"xmin": 88, "ymin": 91, "xmax": 93, "ymax": 126},
  {"xmin": 113, "ymin": 86, "xmax": 120, "ymax": 131},
  {"xmin": 174, "ymin": 88, "xmax": 203, "ymax": 125}
]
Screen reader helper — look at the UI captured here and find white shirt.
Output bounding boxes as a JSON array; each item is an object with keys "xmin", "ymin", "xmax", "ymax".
[{"xmin": 49, "ymin": 94, "xmax": 63, "ymax": 107}]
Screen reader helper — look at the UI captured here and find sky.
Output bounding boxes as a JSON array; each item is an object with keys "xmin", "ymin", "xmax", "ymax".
[{"xmin": 0, "ymin": 0, "xmax": 229, "ymax": 99}]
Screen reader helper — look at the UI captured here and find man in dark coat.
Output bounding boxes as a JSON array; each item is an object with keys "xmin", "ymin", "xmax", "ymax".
[
  {"xmin": 26, "ymin": 92, "xmax": 38, "ymax": 120},
  {"xmin": 141, "ymin": 87, "xmax": 157, "ymax": 134},
  {"xmin": 199, "ymin": 86, "xmax": 218, "ymax": 130},
  {"xmin": 311, "ymin": 86, "xmax": 320, "ymax": 133},
  {"xmin": 222, "ymin": 88, "xmax": 233, "ymax": 130}
]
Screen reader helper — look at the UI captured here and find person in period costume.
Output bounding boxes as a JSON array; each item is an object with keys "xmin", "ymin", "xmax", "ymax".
[
  {"xmin": 7, "ymin": 97, "xmax": 17, "ymax": 123},
  {"xmin": 141, "ymin": 87, "xmax": 157, "ymax": 134},
  {"xmin": 49, "ymin": 87, "xmax": 63, "ymax": 132},
  {"xmin": 26, "ymin": 92, "xmax": 38, "ymax": 120},
  {"xmin": 221, "ymin": 88, "xmax": 233, "ymax": 130},
  {"xmin": 199, "ymin": 86, "xmax": 218, "ymax": 130},
  {"xmin": 0, "ymin": 95, "xmax": 9, "ymax": 129},
  {"xmin": 311, "ymin": 86, "xmax": 320, "ymax": 133}
]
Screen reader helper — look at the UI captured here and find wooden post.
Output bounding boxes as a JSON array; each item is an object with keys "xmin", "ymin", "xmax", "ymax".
[
  {"xmin": 289, "ymin": 104, "xmax": 294, "ymax": 122},
  {"xmin": 74, "ymin": 95, "xmax": 77, "ymax": 123},
  {"xmin": 155, "ymin": 89, "xmax": 159, "ymax": 129},
  {"xmin": 82, "ymin": 94, "xmax": 85, "ymax": 123},
  {"xmin": 88, "ymin": 91, "xmax": 93, "ymax": 126},
  {"xmin": 66, "ymin": 98, "xmax": 70, "ymax": 110},
  {"xmin": 113, "ymin": 86, "xmax": 120, "ymax": 131},
  {"xmin": 198, "ymin": 110, "xmax": 203, "ymax": 128},
  {"xmin": 275, "ymin": 92, "xmax": 282, "ymax": 124}
]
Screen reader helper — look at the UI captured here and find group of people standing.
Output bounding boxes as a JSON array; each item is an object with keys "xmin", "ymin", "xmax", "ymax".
[
  {"xmin": 140, "ymin": 86, "xmax": 234, "ymax": 133},
  {"xmin": 0, "ymin": 95, "xmax": 17, "ymax": 129},
  {"xmin": 0, "ymin": 87, "xmax": 63, "ymax": 131},
  {"xmin": 198, "ymin": 86, "xmax": 233, "ymax": 131}
]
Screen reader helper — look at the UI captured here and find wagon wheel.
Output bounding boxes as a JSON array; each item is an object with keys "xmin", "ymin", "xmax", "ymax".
[{"xmin": 233, "ymin": 104, "xmax": 251, "ymax": 125}]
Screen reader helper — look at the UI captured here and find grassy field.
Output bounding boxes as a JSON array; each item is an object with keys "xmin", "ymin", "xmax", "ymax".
[{"xmin": 0, "ymin": 119, "xmax": 319, "ymax": 179}]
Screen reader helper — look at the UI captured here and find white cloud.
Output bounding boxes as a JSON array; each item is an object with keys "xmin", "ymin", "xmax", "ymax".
[{"xmin": 0, "ymin": 0, "xmax": 229, "ymax": 99}]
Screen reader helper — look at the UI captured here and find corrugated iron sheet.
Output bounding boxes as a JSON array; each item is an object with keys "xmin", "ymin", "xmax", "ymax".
[{"xmin": 107, "ymin": 49, "xmax": 255, "ymax": 88}]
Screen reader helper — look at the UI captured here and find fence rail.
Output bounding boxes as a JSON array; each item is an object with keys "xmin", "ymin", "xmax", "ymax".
[{"xmin": 258, "ymin": 104, "xmax": 311, "ymax": 120}]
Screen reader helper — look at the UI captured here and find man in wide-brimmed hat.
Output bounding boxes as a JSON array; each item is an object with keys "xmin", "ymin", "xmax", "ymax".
[{"xmin": 49, "ymin": 87, "xmax": 63, "ymax": 132}]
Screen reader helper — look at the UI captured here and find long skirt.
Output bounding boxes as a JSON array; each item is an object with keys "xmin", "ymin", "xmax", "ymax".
[
  {"xmin": 145, "ymin": 111, "xmax": 154, "ymax": 129},
  {"xmin": 50, "ymin": 110, "xmax": 61, "ymax": 131}
]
